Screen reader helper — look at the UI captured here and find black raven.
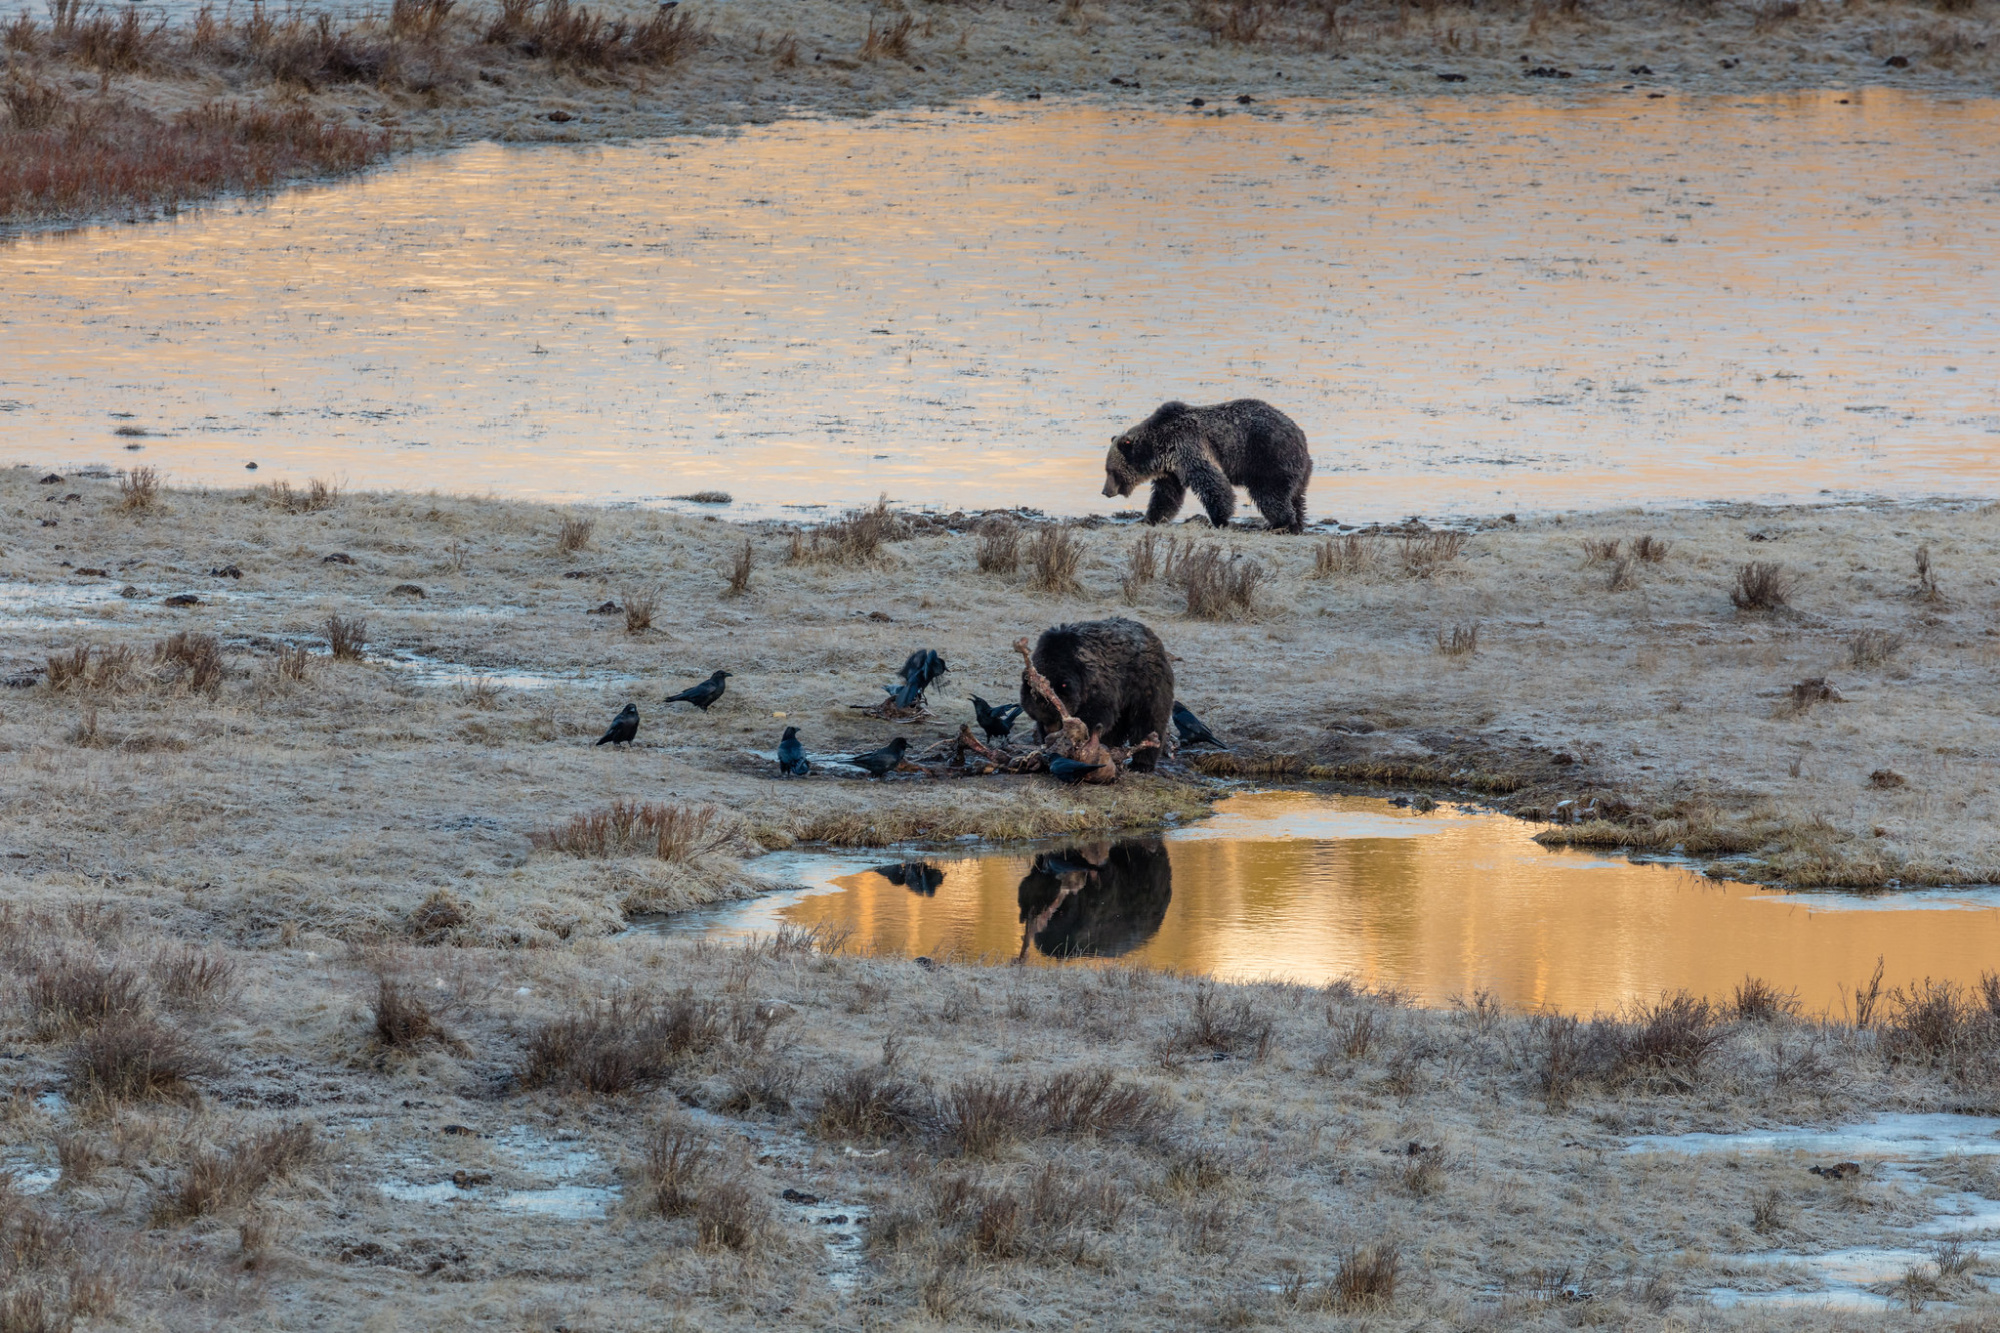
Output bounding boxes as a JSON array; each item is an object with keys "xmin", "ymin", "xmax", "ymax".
[
  {"xmin": 1172, "ymin": 701, "xmax": 1220, "ymax": 748},
  {"xmin": 1047, "ymin": 755, "xmax": 1106, "ymax": 784},
  {"xmin": 885, "ymin": 649, "xmax": 947, "ymax": 707},
  {"xmin": 776, "ymin": 725, "xmax": 810, "ymax": 777},
  {"xmin": 970, "ymin": 694, "xmax": 1025, "ymax": 740},
  {"xmin": 847, "ymin": 737, "xmax": 910, "ymax": 778},
  {"xmin": 664, "ymin": 670, "xmax": 731, "ymax": 711},
  {"xmin": 596, "ymin": 703, "xmax": 639, "ymax": 747}
]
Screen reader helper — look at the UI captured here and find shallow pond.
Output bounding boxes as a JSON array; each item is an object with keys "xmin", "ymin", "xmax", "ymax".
[
  {"xmin": 5, "ymin": 91, "xmax": 1995, "ymax": 519},
  {"xmin": 652, "ymin": 791, "xmax": 2000, "ymax": 1015}
]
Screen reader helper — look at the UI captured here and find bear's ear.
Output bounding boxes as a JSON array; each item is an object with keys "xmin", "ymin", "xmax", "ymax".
[{"xmin": 1154, "ymin": 400, "xmax": 1192, "ymax": 422}]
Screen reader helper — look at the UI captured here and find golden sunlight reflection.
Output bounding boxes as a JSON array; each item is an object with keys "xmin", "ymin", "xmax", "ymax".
[
  {"xmin": 5, "ymin": 91, "xmax": 1995, "ymax": 518},
  {"xmin": 741, "ymin": 791, "xmax": 2000, "ymax": 1016}
]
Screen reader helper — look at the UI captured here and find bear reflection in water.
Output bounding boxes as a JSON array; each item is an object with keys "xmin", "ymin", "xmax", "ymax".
[
  {"xmin": 1016, "ymin": 838, "xmax": 1172, "ymax": 960},
  {"xmin": 871, "ymin": 862, "xmax": 946, "ymax": 896}
]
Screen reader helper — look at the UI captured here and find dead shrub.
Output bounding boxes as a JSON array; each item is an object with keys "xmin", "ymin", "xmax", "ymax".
[
  {"xmin": 695, "ymin": 1175, "xmax": 765, "ymax": 1250},
  {"xmin": 116, "ymin": 465, "xmax": 161, "ymax": 513},
  {"xmin": 1605, "ymin": 555, "xmax": 1637, "ymax": 591},
  {"xmin": 1434, "ymin": 622, "xmax": 1479, "ymax": 657},
  {"xmin": 723, "ymin": 539, "xmax": 754, "ymax": 597},
  {"xmin": 1027, "ymin": 524, "xmax": 1084, "ymax": 595},
  {"xmin": 1730, "ymin": 975, "xmax": 1800, "ymax": 1022},
  {"xmin": 789, "ymin": 497, "xmax": 903, "ymax": 565},
  {"xmin": 324, "ymin": 615, "xmax": 366, "ymax": 661},
  {"xmin": 25, "ymin": 956, "xmax": 147, "ymax": 1036},
  {"xmin": 1881, "ymin": 978, "xmax": 2000, "ymax": 1075},
  {"xmin": 371, "ymin": 977, "xmax": 451, "ymax": 1048},
  {"xmin": 814, "ymin": 1063, "xmax": 927, "ymax": 1140},
  {"xmin": 1399, "ymin": 531, "xmax": 1465, "ymax": 578},
  {"xmin": 771, "ymin": 29, "xmax": 799, "ymax": 67},
  {"xmin": 1400, "ymin": 1146, "xmax": 1449, "ymax": 1197},
  {"xmin": 519, "ymin": 991, "xmax": 736, "ymax": 1094},
  {"xmin": 1335, "ymin": 1243, "xmax": 1400, "ymax": 1309},
  {"xmin": 1731, "ymin": 561, "xmax": 1795, "ymax": 612},
  {"xmin": 640, "ymin": 1121, "xmax": 714, "ymax": 1214},
  {"xmin": 1121, "ymin": 531, "xmax": 1160, "ymax": 599},
  {"xmin": 1527, "ymin": 1011, "xmax": 1585, "ymax": 1107},
  {"xmin": 152, "ymin": 631, "xmax": 224, "ymax": 693},
  {"xmin": 4, "ymin": 81, "xmax": 69, "ymax": 131},
  {"xmin": 67, "ymin": 1014, "xmax": 215, "ymax": 1103},
  {"xmin": 1631, "ymin": 533, "xmax": 1670, "ymax": 563},
  {"xmin": 975, "ymin": 518, "xmax": 1020, "ymax": 574},
  {"xmin": 1605, "ymin": 991, "xmax": 1723, "ymax": 1091},
  {"xmin": 482, "ymin": 0, "xmax": 700, "ymax": 67},
  {"xmin": 1166, "ymin": 541, "xmax": 1266, "ymax": 619},
  {"xmin": 273, "ymin": 642, "xmax": 311, "ymax": 683},
  {"xmin": 1312, "ymin": 533, "xmax": 1375, "ymax": 578},
  {"xmin": 531, "ymin": 800, "xmax": 740, "ymax": 862},
  {"xmin": 936, "ymin": 1067, "xmax": 1171, "ymax": 1156},
  {"xmin": 152, "ymin": 1123, "xmax": 317, "ymax": 1224},
  {"xmin": 1580, "ymin": 537, "xmax": 1621, "ymax": 563},
  {"xmin": 407, "ymin": 888, "xmax": 470, "ymax": 941},
  {"xmin": 1158, "ymin": 981, "xmax": 1273, "ymax": 1063},
  {"xmin": 149, "ymin": 946, "xmax": 235, "ymax": 1012},
  {"xmin": 1848, "ymin": 629, "xmax": 1904, "ymax": 669},
  {"xmin": 1913, "ymin": 544, "xmax": 1944, "ymax": 602},
  {"xmin": 555, "ymin": 514, "xmax": 593, "ymax": 554}
]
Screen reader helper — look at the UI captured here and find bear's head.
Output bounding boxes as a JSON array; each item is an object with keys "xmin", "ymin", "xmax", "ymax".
[{"xmin": 1101, "ymin": 401, "xmax": 1193, "ymax": 498}]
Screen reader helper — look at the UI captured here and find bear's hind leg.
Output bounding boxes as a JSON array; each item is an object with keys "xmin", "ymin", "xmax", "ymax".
[
  {"xmin": 1184, "ymin": 458, "xmax": 1237, "ymax": 528},
  {"xmin": 1250, "ymin": 486, "xmax": 1301, "ymax": 534},
  {"xmin": 1144, "ymin": 475, "xmax": 1186, "ymax": 525}
]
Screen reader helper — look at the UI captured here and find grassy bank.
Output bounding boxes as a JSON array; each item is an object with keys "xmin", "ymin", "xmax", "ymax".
[{"xmin": 3, "ymin": 0, "xmax": 1995, "ymax": 224}]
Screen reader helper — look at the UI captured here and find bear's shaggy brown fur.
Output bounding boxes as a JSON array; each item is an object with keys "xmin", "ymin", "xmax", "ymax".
[
  {"xmin": 1101, "ymin": 399, "xmax": 1312, "ymax": 532},
  {"xmin": 1018, "ymin": 617, "xmax": 1173, "ymax": 771}
]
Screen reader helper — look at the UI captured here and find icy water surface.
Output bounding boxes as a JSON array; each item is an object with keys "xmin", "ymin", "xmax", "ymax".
[
  {"xmin": 653, "ymin": 791, "xmax": 2000, "ymax": 1015},
  {"xmin": 4, "ymin": 91, "xmax": 1996, "ymax": 519}
]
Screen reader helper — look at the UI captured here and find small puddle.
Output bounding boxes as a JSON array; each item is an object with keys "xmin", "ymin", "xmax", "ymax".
[
  {"xmin": 377, "ymin": 650, "xmax": 634, "ymax": 692},
  {"xmin": 644, "ymin": 791, "xmax": 2000, "ymax": 1016},
  {"xmin": 377, "ymin": 1124, "xmax": 619, "ymax": 1220}
]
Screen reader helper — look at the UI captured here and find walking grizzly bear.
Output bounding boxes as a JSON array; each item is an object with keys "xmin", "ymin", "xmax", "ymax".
[
  {"xmin": 1019, "ymin": 617, "xmax": 1173, "ymax": 771},
  {"xmin": 1101, "ymin": 399, "xmax": 1312, "ymax": 533}
]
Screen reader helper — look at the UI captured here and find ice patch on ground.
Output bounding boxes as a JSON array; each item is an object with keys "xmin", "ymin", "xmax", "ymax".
[{"xmin": 1625, "ymin": 1112, "xmax": 2000, "ymax": 1160}]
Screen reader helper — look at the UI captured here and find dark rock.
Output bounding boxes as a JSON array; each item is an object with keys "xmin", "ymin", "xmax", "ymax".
[
  {"xmin": 5, "ymin": 671, "xmax": 44, "ymax": 689},
  {"xmin": 322, "ymin": 552, "xmax": 355, "ymax": 565},
  {"xmin": 1525, "ymin": 66, "xmax": 1572, "ymax": 78},
  {"xmin": 39, "ymin": 474, "xmax": 61, "ymax": 484},
  {"xmin": 1628, "ymin": 64, "xmax": 1653, "ymax": 75},
  {"xmin": 1188, "ymin": 97, "xmax": 1205, "ymax": 107},
  {"xmin": 1437, "ymin": 72, "xmax": 1467, "ymax": 82},
  {"xmin": 1719, "ymin": 58, "xmax": 1738, "ymax": 68},
  {"xmin": 75, "ymin": 568, "xmax": 107, "ymax": 577},
  {"xmin": 118, "ymin": 585, "xmax": 141, "ymax": 598},
  {"xmin": 1551, "ymin": 752, "xmax": 1576, "ymax": 766},
  {"xmin": 390, "ymin": 584, "xmax": 426, "ymax": 598},
  {"xmin": 1389, "ymin": 796, "xmax": 1411, "ymax": 808},
  {"xmin": 915, "ymin": 956, "xmax": 936, "ymax": 971},
  {"xmin": 782, "ymin": 1188, "xmax": 820, "ymax": 1204},
  {"xmin": 211, "ymin": 564, "xmax": 242, "ymax": 578},
  {"xmin": 588, "ymin": 600, "xmax": 620, "ymax": 615},
  {"xmin": 1809, "ymin": 1161, "xmax": 1862, "ymax": 1180},
  {"xmin": 451, "ymin": 1170, "xmax": 493, "ymax": 1188},
  {"xmin": 245, "ymin": 461, "xmax": 258, "ymax": 470},
  {"xmin": 546, "ymin": 109, "xmax": 574, "ymax": 121},
  {"xmin": 441, "ymin": 1124, "xmax": 478, "ymax": 1136},
  {"xmin": 1885, "ymin": 54, "xmax": 1908, "ymax": 67},
  {"xmin": 1235, "ymin": 93, "xmax": 1254, "ymax": 103},
  {"xmin": 1868, "ymin": 768, "xmax": 1906, "ymax": 789},
  {"xmin": 1410, "ymin": 795, "xmax": 1437, "ymax": 813},
  {"xmin": 162, "ymin": 593, "xmax": 200, "ymax": 607}
]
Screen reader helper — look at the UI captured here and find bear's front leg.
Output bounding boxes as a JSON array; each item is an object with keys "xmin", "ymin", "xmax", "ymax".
[
  {"xmin": 1184, "ymin": 458, "xmax": 1237, "ymax": 528},
  {"xmin": 1144, "ymin": 475, "xmax": 1186, "ymax": 525}
]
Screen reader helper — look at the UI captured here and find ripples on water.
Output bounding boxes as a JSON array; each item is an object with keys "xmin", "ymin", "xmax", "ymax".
[
  {"xmin": 653, "ymin": 791, "xmax": 2000, "ymax": 1015},
  {"xmin": 4, "ymin": 92, "xmax": 1995, "ymax": 518}
]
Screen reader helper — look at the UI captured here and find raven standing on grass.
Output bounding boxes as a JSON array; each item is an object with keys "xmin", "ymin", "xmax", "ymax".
[
  {"xmin": 664, "ymin": 670, "xmax": 731, "ymax": 711},
  {"xmin": 776, "ymin": 725, "xmax": 810, "ymax": 777},
  {"xmin": 596, "ymin": 703, "xmax": 639, "ymax": 747},
  {"xmin": 887, "ymin": 649, "xmax": 948, "ymax": 708},
  {"xmin": 970, "ymin": 694, "xmax": 1025, "ymax": 741},
  {"xmin": 1172, "ymin": 701, "xmax": 1221, "ymax": 748},
  {"xmin": 847, "ymin": 737, "xmax": 910, "ymax": 778}
]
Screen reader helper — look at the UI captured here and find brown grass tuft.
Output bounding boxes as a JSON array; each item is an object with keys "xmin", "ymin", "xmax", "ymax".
[
  {"xmin": 149, "ymin": 946, "xmax": 235, "ymax": 1011},
  {"xmin": 1580, "ymin": 537, "xmax": 1621, "ymax": 563},
  {"xmin": 1730, "ymin": 974, "xmax": 1800, "ymax": 1022},
  {"xmin": 26, "ymin": 956, "xmax": 147, "ymax": 1036},
  {"xmin": 975, "ymin": 518, "xmax": 1020, "ymax": 575},
  {"xmin": 640, "ymin": 1121, "xmax": 714, "ymax": 1215},
  {"xmin": 1399, "ymin": 531, "xmax": 1466, "ymax": 578},
  {"xmin": 1913, "ymin": 544, "xmax": 1944, "ymax": 602},
  {"xmin": 152, "ymin": 631, "xmax": 224, "ymax": 693},
  {"xmin": 1158, "ymin": 981, "xmax": 1273, "ymax": 1064},
  {"xmin": 1026, "ymin": 524, "xmax": 1084, "ymax": 595},
  {"xmin": 520, "ymin": 991, "xmax": 751, "ymax": 1094},
  {"xmin": 723, "ymin": 538, "xmax": 754, "ymax": 598},
  {"xmin": 116, "ymin": 465, "xmax": 161, "ymax": 513},
  {"xmin": 860, "ymin": 10, "xmax": 915, "ymax": 60},
  {"xmin": 1848, "ymin": 629, "xmax": 1905, "ymax": 669},
  {"xmin": 1334, "ymin": 1244, "xmax": 1400, "ymax": 1309},
  {"xmin": 1631, "ymin": 533, "xmax": 1670, "ymax": 563},
  {"xmin": 1731, "ymin": 561, "xmax": 1796, "ymax": 612},
  {"xmin": 531, "ymin": 800, "xmax": 740, "ymax": 861},
  {"xmin": 483, "ymin": 0, "xmax": 701, "ymax": 67},
  {"xmin": 67, "ymin": 1014, "xmax": 215, "ymax": 1103},
  {"xmin": 1434, "ymin": 622, "xmax": 1479, "ymax": 657},
  {"xmin": 44, "ymin": 643, "xmax": 133, "ymax": 693},
  {"xmin": 263, "ymin": 477, "xmax": 340, "ymax": 513},
  {"xmin": 1166, "ymin": 541, "xmax": 1265, "ymax": 620},
  {"xmin": 619, "ymin": 585, "xmax": 657, "ymax": 634},
  {"xmin": 274, "ymin": 641, "xmax": 312, "ymax": 683},
  {"xmin": 937, "ymin": 1066, "xmax": 1173, "ymax": 1156},
  {"xmin": 324, "ymin": 614, "xmax": 366, "ymax": 661},
  {"xmin": 814, "ymin": 1063, "xmax": 927, "ymax": 1140},
  {"xmin": 555, "ymin": 514, "xmax": 593, "ymax": 554},
  {"xmin": 789, "ymin": 497, "xmax": 902, "ymax": 565},
  {"xmin": 1121, "ymin": 531, "xmax": 1160, "ymax": 600},
  {"xmin": 152, "ymin": 1123, "xmax": 317, "ymax": 1224},
  {"xmin": 371, "ymin": 976, "xmax": 451, "ymax": 1048},
  {"xmin": 1312, "ymin": 533, "xmax": 1375, "ymax": 578}
]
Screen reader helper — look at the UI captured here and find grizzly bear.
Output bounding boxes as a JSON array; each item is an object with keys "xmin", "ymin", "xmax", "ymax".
[
  {"xmin": 1018, "ymin": 617, "xmax": 1173, "ymax": 771},
  {"xmin": 1101, "ymin": 399, "xmax": 1312, "ymax": 533}
]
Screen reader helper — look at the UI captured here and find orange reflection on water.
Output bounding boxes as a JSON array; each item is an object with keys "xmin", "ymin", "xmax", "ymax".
[
  {"xmin": 3, "ymin": 91, "xmax": 1995, "ymax": 518},
  {"xmin": 761, "ymin": 792, "xmax": 2000, "ymax": 1015}
]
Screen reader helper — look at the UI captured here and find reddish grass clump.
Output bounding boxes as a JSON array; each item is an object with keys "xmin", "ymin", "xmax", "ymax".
[
  {"xmin": 1, "ymin": 91, "xmax": 389, "ymax": 223},
  {"xmin": 531, "ymin": 800, "xmax": 738, "ymax": 862}
]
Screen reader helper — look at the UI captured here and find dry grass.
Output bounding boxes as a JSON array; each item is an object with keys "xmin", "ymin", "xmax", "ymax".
[
  {"xmin": 1632, "ymin": 533, "xmax": 1671, "ymax": 562},
  {"xmin": 1399, "ymin": 531, "xmax": 1466, "ymax": 578},
  {"xmin": 1026, "ymin": 523, "xmax": 1084, "ymax": 595},
  {"xmin": 1849, "ymin": 628, "xmax": 1905, "ymax": 668},
  {"xmin": 1580, "ymin": 537, "xmax": 1621, "ymax": 563},
  {"xmin": 148, "ymin": 945, "xmax": 235, "ymax": 1011},
  {"xmin": 1157, "ymin": 981, "xmax": 1273, "ymax": 1064},
  {"xmin": 323, "ymin": 614, "xmax": 366, "ymax": 661},
  {"xmin": 1312, "ymin": 533, "xmax": 1375, "ymax": 578},
  {"xmin": 814, "ymin": 1062, "xmax": 928, "ymax": 1140},
  {"xmin": 115, "ymin": 465, "xmax": 161, "ymax": 513},
  {"xmin": 520, "ymin": 991, "xmax": 749, "ymax": 1094},
  {"xmin": 273, "ymin": 641, "xmax": 312, "ymax": 683},
  {"xmin": 975, "ymin": 518, "xmax": 1020, "ymax": 575},
  {"xmin": 1434, "ymin": 622, "xmax": 1479, "ymax": 657},
  {"xmin": 371, "ymin": 976, "xmax": 451, "ymax": 1048},
  {"xmin": 1730, "ymin": 974, "xmax": 1801, "ymax": 1022},
  {"xmin": 618, "ymin": 585, "xmax": 657, "ymax": 634},
  {"xmin": 25, "ymin": 955, "xmax": 147, "ymax": 1036},
  {"xmin": 555, "ymin": 514, "xmax": 594, "ymax": 554},
  {"xmin": 935, "ymin": 1067, "xmax": 1173, "ymax": 1155},
  {"xmin": 151, "ymin": 1123, "xmax": 317, "ymax": 1224},
  {"xmin": 483, "ymin": 0, "xmax": 701, "ymax": 69},
  {"xmin": 639, "ymin": 1120, "xmax": 714, "ymax": 1215},
  {"xmin": 1731, "ymin": 560, "xmax": 1796, "ymax": 612},
  {"xmin": 152, "ymin": 631, "xmax": 223, "ymax": 694},
  {"xmin": 530, "ymin": 800, "xmax": 740, "ymax": 861},
  {"xmin": 66, "ymin": 1014, "xmax": 215, "ymax": 1103},
  {"xmin": 1121, "ymin": 531, "xmax": 1160, "ymax": 600},
  {"xmin": 44, "ymin": 643, "xmax": 133, "ymax": 694},
  {"xmin": 723, "ymin": 538, "xmax": 754, "ymax": 598},
  {"xmin": 1605, "ymin": 555, "xmax": 1638, "ymax": 591},
  {"xmin": 860, "ymin": 10, "xmax": 915, "ymax": 60},
  {"xmin": 1165, "ymin": 541, "xmax": 1266, "ymax": 620},
  {"xmin": 788, "ymin": 497, "xmax": 901, "ymax": 566},
  {"xmin": 1913, "ymin": 544, "xmax": 1944, "ymax": 602},
  {"xmin": 263, "ymin": 477, "xmax": 340, "ymax": 513}
]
